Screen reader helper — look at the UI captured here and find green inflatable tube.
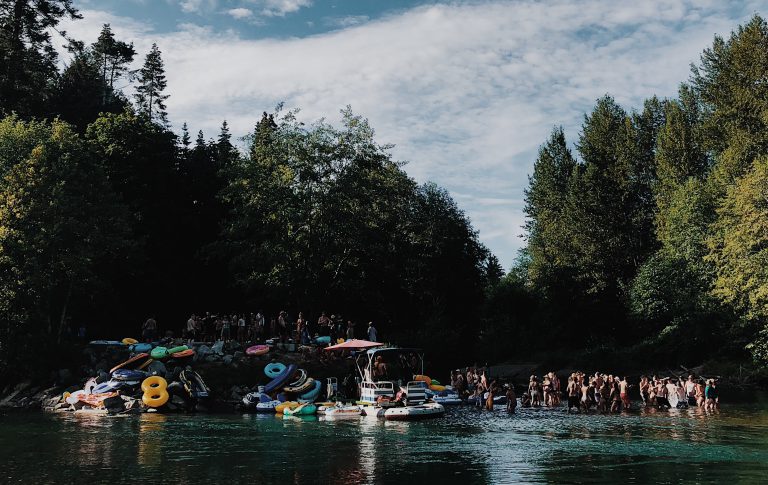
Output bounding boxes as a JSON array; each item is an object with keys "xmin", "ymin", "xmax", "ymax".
[
  {"xmin": 150, "ymin": 346, "xmax": 169, "ymax": 360},
  {"xmin": 166, "ymin": 345, "xmax": 188, "ymax": 354}
]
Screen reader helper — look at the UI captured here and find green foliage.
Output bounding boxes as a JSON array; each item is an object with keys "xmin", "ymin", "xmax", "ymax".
[
  {"xmin": 706, "ymin": 157, "xmax": 768, "ymax": 321},
  {"xmin": 222, "ymin": 108, "xmax": 490, "ymax": 361},
  {"xmin": 0, "ymin": 118, "xmax": 131, "ymax": 376}
]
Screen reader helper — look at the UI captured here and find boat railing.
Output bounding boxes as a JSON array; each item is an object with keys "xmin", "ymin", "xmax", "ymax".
[
  {"xmin": 404, "ymin": 381, "xmax": 427, "ymax": 405},
  {"xmin": 359, "ymin": 379, "xmax": 396, "ymax": 404}
]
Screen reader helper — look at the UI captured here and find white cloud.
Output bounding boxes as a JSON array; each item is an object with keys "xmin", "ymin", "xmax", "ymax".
[
  {"xmin": 62, "ymin": 1, "xmax": 763, "ymax": 268},
  {"xmin": 227, "ymin": 7, "xmax": 253, "ymax": 19},
  {"xmin": 179, "ymin": 0, "xmax": 218, "ymax": 14},
  {"xmin": 325, "ymin": 15, "xmax": 370, "ymax": 28},
  {"xmin": 248, "ymin": 0, "xmax": 312, "ymax": 18}
]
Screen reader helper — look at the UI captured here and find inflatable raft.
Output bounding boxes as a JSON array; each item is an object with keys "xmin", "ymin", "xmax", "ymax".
[
  {"xmin": 283, "ymin": 403, "xmax": 317, "ymax": 416},
  {"xmin": 384, "ymin": 403, "xmax": 445, "ymax": 421}
]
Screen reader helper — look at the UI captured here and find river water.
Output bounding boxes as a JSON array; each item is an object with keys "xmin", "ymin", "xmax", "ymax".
[{"xmin": 3, "ymin": 401, "xmax": 768, "ymax": 484}]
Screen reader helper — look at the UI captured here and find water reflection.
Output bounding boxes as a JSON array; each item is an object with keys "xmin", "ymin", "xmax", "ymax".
[
  {"xmin": 2, "ymin": 403, "xmax": 767, "ymax": 483},
  {"xmin": 138, "ymin": 413, "xmax": 167, "ymax": 467}
]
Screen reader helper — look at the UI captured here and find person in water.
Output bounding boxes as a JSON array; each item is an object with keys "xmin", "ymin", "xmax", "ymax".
[
  {"xmin": 505, "ymin": 384, "xmax": 516, "ymax": 413},
  {"xmin": 566, "ymin": 375, "xmax": 580, "ymax": 412},
  {"xmin": 619, "ymin": 377, "xmax": 631, "ymax": 410},
  {"xmin": 705, "ymin": 379, "xmax": 719, "ymax": 411}
]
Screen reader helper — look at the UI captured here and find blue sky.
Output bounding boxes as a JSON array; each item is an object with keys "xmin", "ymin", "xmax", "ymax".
[{"xmin": 67, "ymin": 0, "xmax": 765, "ymax": 269}]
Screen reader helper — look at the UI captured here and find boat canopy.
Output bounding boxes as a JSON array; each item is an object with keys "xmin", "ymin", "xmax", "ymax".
[
  {"xmin": 324, "ymin": 339, "xmax": 383, "ymax": 351},
  {"xmin": 356, "ymin": 347, "xmax": 424, "ymax": 382}
]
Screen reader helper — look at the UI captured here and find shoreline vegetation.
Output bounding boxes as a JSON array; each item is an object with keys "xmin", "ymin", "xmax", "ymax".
[{"xmin": 1, "ymin": 3, "xmax": 768, "ymax": 391}]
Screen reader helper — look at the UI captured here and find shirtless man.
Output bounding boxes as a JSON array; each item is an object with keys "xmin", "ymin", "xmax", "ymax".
[
  {"xmin": 580, "ymin": 377, "xmax": 592, "ymax": 411},
  {"xmin": 656, "ymin": 379, "xmax": 670, "ymax": 409},
  {"xmin": 685, "ymin": 375, "xmax": 697, "ymax": 406},
  {"xmin": 567, "ymin": 375, "xmax": 580, "ymax": 412},
  {"xmin": 619, "ymin": 377, "xmax": 631, "ymax": 410},
  {"xmin": 639, "ymin": 376, "xmax": 650, "ymax": 407},
  {"xmin": 610, "ymin": 381, "xmax": 621, "ymax": 412},
  {"xmin": 528, "ymin": 376, "xmax": 541, "ymax": 407}
]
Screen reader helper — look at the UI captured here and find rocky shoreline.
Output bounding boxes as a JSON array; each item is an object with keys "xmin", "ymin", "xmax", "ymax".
[{"xmin": 0, "ymin": 340, "xmax": 352, "ymax": 415}]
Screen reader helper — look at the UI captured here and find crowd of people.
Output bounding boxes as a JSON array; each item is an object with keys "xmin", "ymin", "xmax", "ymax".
[
  {"xmin": 448, "ymin": 368, "xmax": 721, "ymax": 413},
  {"xmin": 140, "ymin": 311, "xmax": 380, "ymax": 347},
  {"xmin": 559, "ymin": 372, "xmax": 719, "ymax": 413}
]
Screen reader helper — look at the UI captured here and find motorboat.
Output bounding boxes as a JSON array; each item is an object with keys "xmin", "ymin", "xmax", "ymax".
[{"xmin": 352, "ymin": 347, "xmax": 444, "ymax": 420}]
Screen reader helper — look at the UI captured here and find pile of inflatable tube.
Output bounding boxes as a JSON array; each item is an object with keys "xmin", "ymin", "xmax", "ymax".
[
  {"xmin": 59, "ymin": 338, "xmax": 210, "ymax": 414},
  {"xmin": 242, "ymin": 362, "xmax": 325, "ymax": 416}
]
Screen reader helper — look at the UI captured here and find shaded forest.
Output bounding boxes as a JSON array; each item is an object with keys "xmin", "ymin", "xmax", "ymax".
[{"xmin": 1, "ymin": 2, "xmax": 767, "ymax": 382}]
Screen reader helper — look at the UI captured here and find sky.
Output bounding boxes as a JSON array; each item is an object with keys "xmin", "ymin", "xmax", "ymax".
[{"xmin": 65, "ymin": 0, "xmax": 765, "ymax": 269}]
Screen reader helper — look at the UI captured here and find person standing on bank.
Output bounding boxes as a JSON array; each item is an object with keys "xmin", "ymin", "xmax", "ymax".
[
  {"xmin": 367, "ymin": 321, "xmax": 377, "ymax": 342},
  {"xmin": 142, "ymin": 316, "xmax": 157, "ymax": 343}
]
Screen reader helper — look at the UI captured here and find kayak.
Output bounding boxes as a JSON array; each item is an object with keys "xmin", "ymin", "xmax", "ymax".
[
  {"xmin": 110, "ymin": 353, "xmax": 150, "ymax": 374},
  {"xmin": 112, "ymin": 369, "xmax": 147, "ymax": 381}
]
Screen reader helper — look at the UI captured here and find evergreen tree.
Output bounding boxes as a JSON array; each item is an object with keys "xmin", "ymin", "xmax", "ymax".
[
  {"xmin": 523, "ymin": 127, "xmax": 577, "ymax": 288},
  {"xmin": 692, "ymin": 15, "xmax": 768, "ymax": 189},
  {"xmin": 134, "ymin": 43, "xmax": 169, "ymax": 125},
  {"xmin": 0, "ymin": 0, "xmax": 80, "ymax": 117},
  {"xmin": 91, "ymin": 24, "xmax": 135, "ymax": 108}
]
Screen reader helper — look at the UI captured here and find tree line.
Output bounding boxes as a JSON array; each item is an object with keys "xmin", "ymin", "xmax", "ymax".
[
  {"xmin": 0, "ymin": 1, "xmax": 498, "ymax": 381},
  {"xmin": 485, "ymin": 15, "xmax": 768, "ymax": 374},
  {"xmin": 2, "ymin": 2, "xmax": 767, "ymax": 382}
]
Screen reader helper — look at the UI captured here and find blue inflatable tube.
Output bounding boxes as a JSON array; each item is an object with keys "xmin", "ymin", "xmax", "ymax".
[
  {"xmin": 264, "ymin": 362, "xmax": 287, "ymax": 379},
  {"xmin": 264, "ymin": 364, "xmax": 297, "ymax": 394},
  {"xmin": 299, "ymin": 380, "xmax": 322, "ymax": 402},
  {"xmin": 313, "ymin": 336, "xmax": 331, "ymax": 345},
  {"xmin": 129, "ymin": 343, "xmax": 153, "ymax": 353}
]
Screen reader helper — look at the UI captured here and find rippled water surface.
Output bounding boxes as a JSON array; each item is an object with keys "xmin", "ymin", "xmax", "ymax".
[{"xmin": 3, "ymin": 401, "xmax": 768, "ymax": 484}]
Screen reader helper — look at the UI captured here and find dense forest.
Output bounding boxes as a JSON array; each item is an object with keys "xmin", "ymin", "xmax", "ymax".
[
  {"xmin": 0, "ymin": 2, "xmax": 767, "ymax": 383},
  {"xmin": 484, "ymin": 15, "xmax": 768, "ymax": 376},
  {"xmin": 0, "ymin": 1, "xmax": 497, "ymax": 382}
]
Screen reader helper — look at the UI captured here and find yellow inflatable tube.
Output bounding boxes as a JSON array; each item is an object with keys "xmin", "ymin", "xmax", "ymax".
[
  {"xmin": 141, "ymin": 376, "xmax": 167, "ymax": 393},
  {"xmin": 275, "ymin": 401, "xmax": 299, "ymax": 414},
  {"xmin": 414, "ymin": 375, "xmax": 432, "ymax": 385},
  {"xmin": 142, "ymin": 390, "xmax": 169, "ymax": 408}
]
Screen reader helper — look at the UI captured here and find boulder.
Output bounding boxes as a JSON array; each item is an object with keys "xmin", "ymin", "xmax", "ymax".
[
  {"xmin": 147, "ymin": 360, "xmax": 167, "ymax": 376},
  {"xmin": 223, "ymin": 355, "xmax": 234, "ymax": 365},
  {"xmin": 211, "ymin": 341, "xmax": 224, "ymax": 355},
  {"xmin": 204, "ymin": 355, "xmax": 218, "ymax": 363},
  {"xmin": 58, "ymin": 369, "xmax": 73, "ymax": 383},
  {"xmin": 233, "ymin": 351, "xmax": 244, "ymax": 360},
  {"xmin": 104, "ymin": 396, "xmax": 125, "ymax": 413}
]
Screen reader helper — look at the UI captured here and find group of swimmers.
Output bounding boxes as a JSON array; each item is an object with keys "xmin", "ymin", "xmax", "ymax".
[
  {"xmin": 446, "ymin": 370, "xmax": 721, "ymax": 413},
  {"xmin": 561, "ymin": 372, "xmax": 720, "ymax": 412}
]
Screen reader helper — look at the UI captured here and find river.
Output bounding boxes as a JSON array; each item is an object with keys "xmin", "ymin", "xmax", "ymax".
[{"xmin": 3, "ymin": 401, "xmax": 768, "ymax": 484}]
